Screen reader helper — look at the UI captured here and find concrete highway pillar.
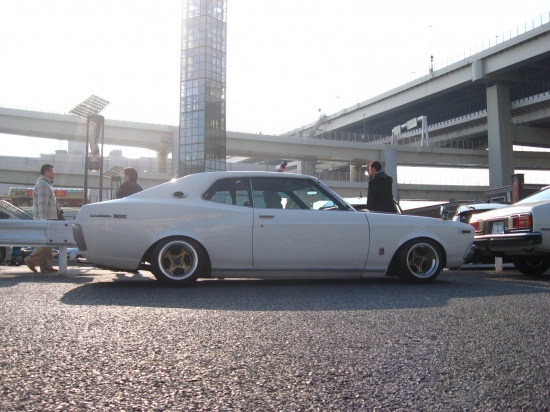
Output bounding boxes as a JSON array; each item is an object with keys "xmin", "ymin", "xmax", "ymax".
[
  {"xmin": 349, "ymin": 164, "xmax": 361, "ymax": 182},
  {"xmin": 299, "ymin": 160, "xmax": 317, "ymax": 176},
  {"xmin": 380, "ymin": 147, "xmax": 398, "ymax": 200},
  {"xmin": 156, "ymin": 152, "xmax": 168, "ymax": 173},
  {"xmin": 486, "ymin": 83, "xmax": 514, "ymax": 188}
]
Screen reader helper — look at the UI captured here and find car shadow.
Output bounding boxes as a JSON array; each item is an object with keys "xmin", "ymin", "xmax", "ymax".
[{"xmin": 58, "ymin": 270, "xmax": 550, "ymax": 311}]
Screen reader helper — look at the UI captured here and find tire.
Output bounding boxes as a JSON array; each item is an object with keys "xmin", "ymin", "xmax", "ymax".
[
  {"xmin": 150, "ymin": 238, "xmax": 205, "ymax": 285},
  {"xmin": 396, "ymin": 239, "xmax": 443, "ymax": 282},
  {"xmin": 513, "ymin": 256, "xmax": 550, "ymax": 276}
]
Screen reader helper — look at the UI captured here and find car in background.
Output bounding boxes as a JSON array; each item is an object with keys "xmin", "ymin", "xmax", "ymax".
[
  {"xmin": 470, "ymin": 186, "xmax": 550, "ymax": 276},
  {"xmin": 49, "ymin": 247, "xmax": 81, "ymax": 261},
  {"xmin": 452, "ymin": 202, "xmax": 510, "ymax": 224},
  {"xmin": 67, "ymin": 247, "xmax": 82, "ymax": 260},
  {"xmin": 73, "ymin": 171, "xmax": 475, "ymax": 285},
  {"xmin": 451, "ymin": 202, "xmax": 511, "ymax": 265}
]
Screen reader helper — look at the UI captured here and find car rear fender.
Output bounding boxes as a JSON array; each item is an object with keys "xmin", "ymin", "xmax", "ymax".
[{"xmin": 142, "ymin": 228, "xmax": 209, "ymax": 262}]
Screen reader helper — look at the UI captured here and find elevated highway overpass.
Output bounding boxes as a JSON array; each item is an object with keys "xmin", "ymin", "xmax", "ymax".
[{"xmin": 1, "ymin": 109, "xmax": 548, "ymax": 170}]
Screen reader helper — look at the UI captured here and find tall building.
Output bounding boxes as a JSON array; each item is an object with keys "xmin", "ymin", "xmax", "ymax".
[{"xmin": 179, "ymin": 0, "xmax": 227, "ymax": 176}]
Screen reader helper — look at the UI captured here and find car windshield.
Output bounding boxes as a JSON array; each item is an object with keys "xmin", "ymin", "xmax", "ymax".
[{"xmin": 517, "ymin": 186, "xmax": 550, "ymax": 204}]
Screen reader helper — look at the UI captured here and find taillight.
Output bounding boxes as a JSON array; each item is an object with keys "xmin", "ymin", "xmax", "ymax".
[
  {"xmin": 470, "ymin": 221, "xmax": 483, "ymax": 233},
  {"xmin": 509, "ymin": 213, "xmax": 532, "ymax": 231}
]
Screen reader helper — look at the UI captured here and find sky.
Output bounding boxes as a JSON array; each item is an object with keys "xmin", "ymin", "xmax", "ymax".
[{"xmin": 0, "ymin": 0, "xmax": 549, "ymax": 183}]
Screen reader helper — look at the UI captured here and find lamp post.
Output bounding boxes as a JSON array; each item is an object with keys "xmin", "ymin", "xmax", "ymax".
[
  {"xmin": 69, "ymin": 95, "xmax": 110, "ymax": 204},
  {"xmin": 85, "ymin": 115, "xmax": 105, "ymax": 201}
]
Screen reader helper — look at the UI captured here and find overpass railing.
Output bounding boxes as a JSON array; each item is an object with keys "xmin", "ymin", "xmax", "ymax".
[{"xmin": 307, "ymin": 129, "xmax": 488, "ymax": 149}]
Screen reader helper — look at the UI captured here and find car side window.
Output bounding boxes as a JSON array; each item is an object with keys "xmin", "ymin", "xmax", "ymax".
[
  {"xmin": 202, "ymin": 178, "xmax": 252, "ymax": 207},
  {"xmin": 250, "ymin": 177, "xmax": 346, "ymax": 210}
]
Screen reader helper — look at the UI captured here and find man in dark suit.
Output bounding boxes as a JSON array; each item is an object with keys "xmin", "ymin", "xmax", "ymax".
[{"xmin": 366, "ymin": 161, "xmax": 397, "ymax": 213}]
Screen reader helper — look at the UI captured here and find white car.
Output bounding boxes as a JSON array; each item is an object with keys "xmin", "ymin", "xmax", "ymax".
[
  {"xmin": 73, "ymin": 171, "xmax": 475, "ymax": 285},
  {"xmin": 451, "ymin": 202, "xmax": 511, "ymax": 265},
  {"xmin": 470, "ymin": 186, "xmax": 550, "ymax": 276},
  {"xmin": 67, "ymin": 247, "xmax": 82, "ymax": 260},
  {"xmin": 452, "ymin": 202, "xmax": 510, "ymax": 224}
]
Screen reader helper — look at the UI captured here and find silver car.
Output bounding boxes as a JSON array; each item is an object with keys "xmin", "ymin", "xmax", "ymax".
[{"xmin": 73, "ymin": 171, "xmax": 475, "ymax": 285}]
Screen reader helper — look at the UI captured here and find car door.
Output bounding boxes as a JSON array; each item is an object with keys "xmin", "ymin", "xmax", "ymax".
[
  {"xmin": 251, "ymin": 177, "xmax": 370, "ymax": 270},
  {"xmin": 200, "ymin": 177, "xmax": 254, "ymax": 269}
]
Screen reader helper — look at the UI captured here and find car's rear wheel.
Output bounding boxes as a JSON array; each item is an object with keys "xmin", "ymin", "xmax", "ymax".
[
  {"xmin": 513, "ymin": 256, "xmax": 550, "ymax": 276},
  {"xmin": 150, "ymin": 238, "xmax": 205, "ymax": 285},
  {"xmin": 396, "ymin": 239, "xmax": 443, "ymax": 282}
]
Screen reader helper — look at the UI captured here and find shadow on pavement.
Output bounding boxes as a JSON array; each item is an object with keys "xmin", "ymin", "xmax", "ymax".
[{"xmin": 56, "ymin": 270, "xmax": 550, "ymax": 312}]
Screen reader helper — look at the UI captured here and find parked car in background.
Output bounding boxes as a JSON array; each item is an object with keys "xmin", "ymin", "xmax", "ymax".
[
  {"xmin": 67, "ymin": 247, "xmax": 82, "ymax": 260},
  {"xmin": 470, "ymin": 186, "xmax": 550, "ymax": 275},
  {"xmin": 452, "ymin": 202, "xmax": 511, "ymax": 264},
  {"xmin": 73, "ymin": 171, "xmax": 475, "ymax": 285},
  {"xmin": 50, "ymin": 247, "xmax": 81, "ymax": 261},
  {"xmin": 452, "ymin": 202, "xmax": 510, "ymax": 224}
]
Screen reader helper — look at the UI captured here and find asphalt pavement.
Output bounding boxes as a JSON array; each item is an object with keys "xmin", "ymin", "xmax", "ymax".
[{"xmin": 0, "ymin": 264, "xmax": 549, "ymax": 411}]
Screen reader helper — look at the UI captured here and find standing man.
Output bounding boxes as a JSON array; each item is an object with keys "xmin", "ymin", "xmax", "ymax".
[
  {"xmin": 365, "ymin": 162, "xmax": 374, "ymax": 181},
  {"xmin": 25, "ymin": 164, "xmax": 59, "ymax": 273},
  {"xmin": 116, "ymin": 167, "xmax": 143, "ymax": 199},
  {"xmin": 366, "ymin": 161, "xmax": 397, "ymax": 213}
]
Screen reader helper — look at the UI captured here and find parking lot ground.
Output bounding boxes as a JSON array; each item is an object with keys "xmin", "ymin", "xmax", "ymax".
[{"xmin": 1, "ymin": 264, "xmax": 549, "ymax": 411}]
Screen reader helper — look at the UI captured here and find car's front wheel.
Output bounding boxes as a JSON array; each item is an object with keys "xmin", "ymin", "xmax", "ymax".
[
  {"xmin": 396, "ymin": 239, "xmax": 443, "ymax": 282},
  {"xmin": 513, "ymin": 256, "xmax": 550, "ymax": 276},
  {"xmin": 150, "ymin": 238, "xmax": 206, "ymax": 285}
]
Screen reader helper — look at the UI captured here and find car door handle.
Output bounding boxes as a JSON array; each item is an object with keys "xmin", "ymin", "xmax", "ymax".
[{"xmin": 259, "ymin": 214, "xmax": 275, "ymax": 218}]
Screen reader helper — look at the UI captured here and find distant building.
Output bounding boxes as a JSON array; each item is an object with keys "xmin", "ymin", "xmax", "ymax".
[{"xmin": 179, "ymin": 0, "xmax": 227, "ymax": 176}]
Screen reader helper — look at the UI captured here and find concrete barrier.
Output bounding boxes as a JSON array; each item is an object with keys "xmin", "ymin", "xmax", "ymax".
[{"xmin": 0, "ymin": 220, "xmax": 76, "ymax": 274}]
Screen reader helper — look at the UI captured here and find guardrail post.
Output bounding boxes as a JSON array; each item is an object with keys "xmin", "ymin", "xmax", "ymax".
[{"xmin": 58, "ymin": 245, "xmax": 68, "ymax": 274}]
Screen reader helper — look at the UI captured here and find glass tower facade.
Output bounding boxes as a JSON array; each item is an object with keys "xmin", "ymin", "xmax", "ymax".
[{"xmin": 179, "ymin": 0, "xmax": 227, "ymax": 176}]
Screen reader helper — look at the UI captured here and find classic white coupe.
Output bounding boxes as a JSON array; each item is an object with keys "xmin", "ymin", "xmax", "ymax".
[
  {"xmin": 470, "ymin": 185, "xmax": 550, "ymax": 276},
  {"xmin": 73, "ymin": 171, "xmax": 475, "ymax": 285}
]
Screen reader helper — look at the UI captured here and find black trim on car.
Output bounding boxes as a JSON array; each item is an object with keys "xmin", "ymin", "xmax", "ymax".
[{"xmin": 474, "ymin": 232, "xmax": 542, "ymax": 247}]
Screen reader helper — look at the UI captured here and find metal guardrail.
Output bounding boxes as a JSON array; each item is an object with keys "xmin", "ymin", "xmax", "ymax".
[{"xmin": 0, "ymin": 220, "xmax": 76, "ymax": 274}]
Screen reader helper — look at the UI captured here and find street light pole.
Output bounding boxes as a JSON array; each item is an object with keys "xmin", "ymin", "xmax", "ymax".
[
  {"xmin": 85, "ymin": 115, "xmax": 105, "ymax": 203},
  {"xmin": 68, "ymin": 95, "xmax": 110, "ymax": 205}
]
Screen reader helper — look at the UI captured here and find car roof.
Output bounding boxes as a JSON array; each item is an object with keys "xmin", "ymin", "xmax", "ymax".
[{"xmin": 110, "ymin": 171, "xmax": 326, "ymax": 201}]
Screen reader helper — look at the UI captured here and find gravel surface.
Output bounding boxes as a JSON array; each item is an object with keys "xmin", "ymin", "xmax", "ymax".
[{"xmin": 0, "ymin": 265, "xmax": 549, "ymax": 411}]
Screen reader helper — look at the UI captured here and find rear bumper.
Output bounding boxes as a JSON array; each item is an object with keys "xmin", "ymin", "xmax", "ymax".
[
  {"xmin": 474, "ymin": 232, "xmax": 542, "ymax": 248},
  {"xmin": 463, "ymin": 243, "xmax": 477, "ymax": 261}
]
